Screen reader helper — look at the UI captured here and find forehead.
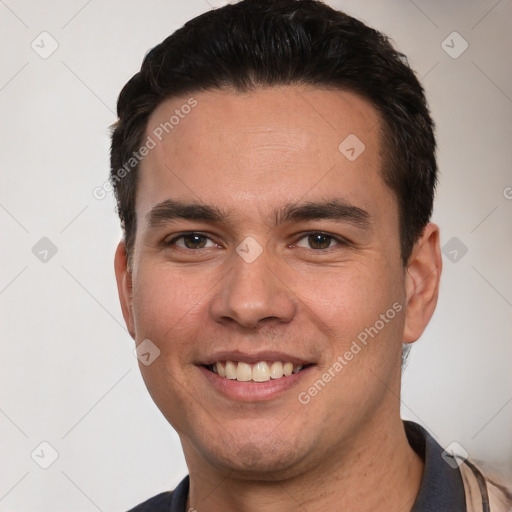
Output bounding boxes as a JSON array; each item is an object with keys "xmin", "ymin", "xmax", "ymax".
[{"xmin": 136, "ymin": 86, "xmax": 393, "ymax": 224}]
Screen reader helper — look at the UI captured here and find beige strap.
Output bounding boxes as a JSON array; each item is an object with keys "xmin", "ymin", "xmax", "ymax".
[
  {"xmin": 460, "ymin": 461, "xmax": 485, "ymax": 512},
  {"xmin": 459, "ymin": 460, "xmax": 512, "ymax": 512},
  {"xmin": 487, "ymin": 480, "xmax": 512, "ymax": 512}
]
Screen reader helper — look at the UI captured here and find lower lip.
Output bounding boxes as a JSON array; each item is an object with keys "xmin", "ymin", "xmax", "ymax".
[{"xmin": 198, "ymin": 365, "xmax": 313, "ymax": 402}]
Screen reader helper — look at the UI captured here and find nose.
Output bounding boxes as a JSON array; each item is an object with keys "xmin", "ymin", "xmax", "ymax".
[{"xmin": 209, "ymin": 247, "xmax": 297, "ymax": 329}]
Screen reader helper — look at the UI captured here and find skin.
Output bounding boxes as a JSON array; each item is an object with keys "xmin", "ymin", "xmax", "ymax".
[{"xmin": 115, "ymin": 85, "xmax": 442, "ymax": 511}]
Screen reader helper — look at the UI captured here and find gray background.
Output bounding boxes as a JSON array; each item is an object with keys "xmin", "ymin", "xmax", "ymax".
[{"xmin": 0, "ymin": 0, "xmax": 511, "ymax": 510}]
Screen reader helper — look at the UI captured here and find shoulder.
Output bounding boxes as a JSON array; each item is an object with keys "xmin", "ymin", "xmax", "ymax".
[{"xmin": 126, "ymin": 491, "xmax": 174, "ymax": 512}]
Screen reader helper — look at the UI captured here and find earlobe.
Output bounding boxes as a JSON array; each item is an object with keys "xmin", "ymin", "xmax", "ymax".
[
  {"xmin": 403, "ymin": 223, "xmax": 442, "ymax": 344},
  {"xmin": 114, "ymin": 241, "xmax": 136, "ymax": 339}
]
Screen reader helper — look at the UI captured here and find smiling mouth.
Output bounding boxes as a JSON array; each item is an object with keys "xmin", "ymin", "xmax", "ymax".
[{"xmin": 205, "ymin": 361, "xmax": 311, "ymax": 382}]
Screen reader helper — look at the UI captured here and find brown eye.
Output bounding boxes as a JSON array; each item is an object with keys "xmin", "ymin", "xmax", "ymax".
[
  {"xmin": 307, "ymin": 233, "xmax": 333, "ymax": 250},
  {"xmin": 182, "ymin": 234, "xmax": 208, "ymax": 249},
  {"xmin": 294, "ymin": 232, "xmax": 348, "ymax": 250},
  {"xmin": 167, "ymin": 233, "xmax": 216, "ymax": 249}
]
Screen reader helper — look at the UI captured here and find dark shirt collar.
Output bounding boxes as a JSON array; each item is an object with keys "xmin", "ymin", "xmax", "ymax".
[
  {"xmin": 170, "ymin": 477, "xmax": 188, "ymax": 511},
  {"xmin": 405, "ymin": 420, "xmax": 467, "ymax": 511}
]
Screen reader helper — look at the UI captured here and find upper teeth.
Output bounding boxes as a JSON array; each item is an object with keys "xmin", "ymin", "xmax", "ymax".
[{"xmin": 211, "ymin": 361, "xmax": 303, "ymax": 382}]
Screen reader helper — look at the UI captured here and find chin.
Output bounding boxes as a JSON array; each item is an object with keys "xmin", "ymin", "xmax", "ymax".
[{"xmin": 188, "ymin": 431, "xmax": 313, "ymax": 480}]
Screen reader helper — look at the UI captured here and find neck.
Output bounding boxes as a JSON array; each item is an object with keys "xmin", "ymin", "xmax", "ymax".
[{"xmin": 184, "ymin": 415, "xmax": 424, "ymax": 512}]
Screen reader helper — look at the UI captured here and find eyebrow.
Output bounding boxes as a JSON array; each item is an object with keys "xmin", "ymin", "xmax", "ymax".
[
  {"xmin": 276, "ymin": 200, "xmax": 372, "ymax": 229},
  {"xmin": 146, "ymin": 198, "xmax": 371, "ymax": 230},
  {"xmin": 146, "ymin": 199, "xmax": 228, "ymax": 227}
]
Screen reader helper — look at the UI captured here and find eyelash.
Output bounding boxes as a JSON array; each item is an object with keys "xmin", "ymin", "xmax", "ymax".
[{"xmin": 164, "ymin": 231, "xmax": 350, "ymax": 251}]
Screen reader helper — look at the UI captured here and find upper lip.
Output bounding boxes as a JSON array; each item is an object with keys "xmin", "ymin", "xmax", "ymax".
[{"xmin": 199, "ymin": 350, "xmax": 313, "ymax": 366}]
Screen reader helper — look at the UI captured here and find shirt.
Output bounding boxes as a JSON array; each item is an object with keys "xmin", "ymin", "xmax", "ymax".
[{"xmin": 126, "ymin": 420, "xmax": 467, "ymax": 511}]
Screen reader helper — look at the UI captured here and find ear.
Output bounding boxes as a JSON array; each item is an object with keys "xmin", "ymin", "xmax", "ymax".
[
  {"xmin": 403, "ymin": 223, "xmax": 442, "ymax": 343},
  {"xmin": 114, "ymin": 241, "xmax": 135, "ymax": 339}
]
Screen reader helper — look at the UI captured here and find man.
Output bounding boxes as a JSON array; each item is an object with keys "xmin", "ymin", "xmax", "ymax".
[{"xmin": 110, "ymin": 1, "xmax": 512, "ymax": 510}]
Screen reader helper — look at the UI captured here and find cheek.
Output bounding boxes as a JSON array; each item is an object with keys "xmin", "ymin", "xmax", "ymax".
[
  {"xmin": 296, "ymin": 264, "xmax": 406, "ymax": 413},
  {"xmin": 130, "ymin": 266, "xmax": 215, "ymax": 430},
  {"xmin": 131, "ymin": 264, "xmax": 214, "ymax": 352},
  {"xmin": 295, "ymin": 262, "xmax": 403, "ymax": 343}
]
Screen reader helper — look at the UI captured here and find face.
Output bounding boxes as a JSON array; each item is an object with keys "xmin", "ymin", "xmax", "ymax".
[{"xmin": 115, "ymin": 85, "xmax": 439, "ymax": 479}]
